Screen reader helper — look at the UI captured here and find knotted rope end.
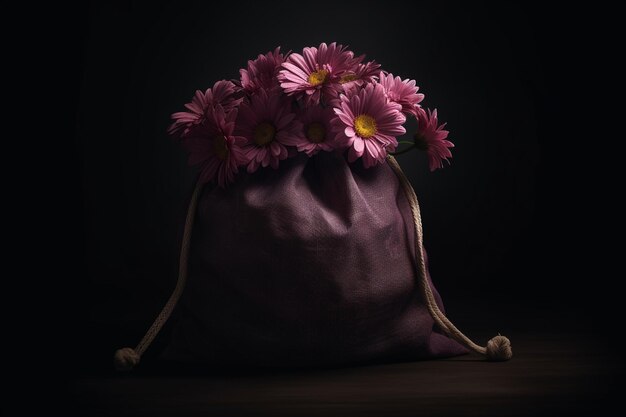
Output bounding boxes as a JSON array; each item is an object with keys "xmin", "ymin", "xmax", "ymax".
[
  {"xmin": 486, "ymin": 335, "xmax": 512, "ymax": 361},
  {"xmin": 114, "ymin": 347, "xmax": 140, "ymax": 371}
]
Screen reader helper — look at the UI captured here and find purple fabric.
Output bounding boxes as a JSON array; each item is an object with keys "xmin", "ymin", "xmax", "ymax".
[{"xmin": 163, "ymin": 152, "xmax": 466, "ymax": 367}]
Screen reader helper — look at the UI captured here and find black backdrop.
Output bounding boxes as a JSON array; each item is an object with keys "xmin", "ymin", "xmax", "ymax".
[{"xmin": 22, "ymin": 1, "xmax": 617, "ymax": 381}]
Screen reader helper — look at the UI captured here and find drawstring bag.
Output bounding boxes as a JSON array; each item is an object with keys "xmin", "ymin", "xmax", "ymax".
[{"xmin": 114, "ymin": 43, "xmax": 512, "ymax": 371}]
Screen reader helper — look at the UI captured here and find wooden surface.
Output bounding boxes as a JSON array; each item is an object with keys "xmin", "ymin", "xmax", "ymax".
[{"xmin": 14, "ymin": 332, "xmax": 618, "ymax": 417}]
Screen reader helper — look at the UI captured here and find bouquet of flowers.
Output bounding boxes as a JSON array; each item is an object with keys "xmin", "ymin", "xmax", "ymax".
[{"xmin": 168, "ymin": 42, "xmax": 454, "ymax": 187}]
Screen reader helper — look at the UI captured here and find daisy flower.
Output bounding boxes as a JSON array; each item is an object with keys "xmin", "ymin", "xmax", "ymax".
[
  {"xmin": 378, "ymin": 71, "xmax": 424, "ymax": 116},
  {"xmin": 339, "ymin": 60, "xmax": 381, "ymax": 88},
  {"xmin": 236, "ymin": 89, "xmax": 304, "ymax": 173},
  {"xmin": 414, "ymin": 108, "xmax": 454, "ymax": 171},
  {"xmin": 278, "ymin": 42, "xmax": 360, "ymax": 105},
  {"xmin": 240, "ymin": 47, "xmax": 287, "ymax": 95},
  {"xmin": 333, "ymin": 83, "xmax": 406, "ymax": 168},
  {"xmin": 168, "ymin": 80, "xmax": 242, "ymax": 138},
  {"xmin": 283, "ymin": 106, "xmax": 337, "ymax": 156},
  {"xmin": 183, "ymin": 105, "xmax": 248, "ymax": 188}
]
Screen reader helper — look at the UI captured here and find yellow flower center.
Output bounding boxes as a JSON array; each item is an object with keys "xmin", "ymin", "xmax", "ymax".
[
  {"xmin": 213, "ymin": 135, "xmax": 229, "ymax": 160},
  {"xmin": 354, "ymin": 114, "xmax": 377, "ymax": 139},
  {"xmin": 253, "ymin": 122, "xmax": 276, "ymax": 146},
  {"xmin": 339, "ymin": 74, "xmax": 358, "ymax": 84},
  {"xmin": 308, "ymin": 69, "xmax": 329, "ymax": 87},
  {"xmin": 306, "ymin": 122, "xmax": 326, "ymax": 143}
]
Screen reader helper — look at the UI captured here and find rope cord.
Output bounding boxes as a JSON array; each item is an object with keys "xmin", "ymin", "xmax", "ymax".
[
  {"xmin": 113, "ymin": 180, "xmax": 203, "ymax": 370},
  {"xmin": 387, "ymin": 155, "xmax": 512, "ymax": 361}
]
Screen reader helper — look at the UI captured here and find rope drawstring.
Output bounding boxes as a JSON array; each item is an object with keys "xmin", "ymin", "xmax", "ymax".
[
  {"xmin": 113, "ymin": 181, "xmax": 203, "ymax": 371},
  {"xmin": 387, "ymin": 155, "xmax": 512, "ymax": 361}
]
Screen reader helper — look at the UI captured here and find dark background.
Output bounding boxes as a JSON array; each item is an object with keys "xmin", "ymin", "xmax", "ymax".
[{"xmin": 9, "ymin": 1, "xmax": 620, "ymax": 416}]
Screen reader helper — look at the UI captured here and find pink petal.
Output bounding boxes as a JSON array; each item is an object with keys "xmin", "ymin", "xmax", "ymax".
[
  {"xmin": 353, "ymin": 137, "xmax": 364, "ymax": 155},
  {"xmin": 270, "ymin": 141, "xmax": 282, "ymax": 156},
  {"xmin": 364, "ymin": 139, "xmax": 380, "ymax": 160}
]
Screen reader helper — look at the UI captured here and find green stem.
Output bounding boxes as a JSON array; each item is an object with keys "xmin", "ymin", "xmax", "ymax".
[{"xmin": 390, "ymin": 144, "xmax": 416, "ymax": 156}]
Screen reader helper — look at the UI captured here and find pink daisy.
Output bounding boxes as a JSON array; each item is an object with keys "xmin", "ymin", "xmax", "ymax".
[
  {"xmin": 236, "ymin": 89, "xmax": 304, "ymax": 173},
  {"xmin": 378, "ymin": 71, "xmax": 424, "ymax": 116},
  {"xmin": 278, "ymin": 42, "xmax": 360, "ymax": 105},
  {"xmin": 283, "ymin": 106, "xmax": 337, "ymax": 156},
  {"xmin": 183, "ymin": 105, "xmax": 248, "ymax": 188},
  {"xmin": 333, "ymin": 83, "xmax": 406, "ymax": 168},
  {"xmin": 239, "ymin": 47, "xmax": 287, "ymax": 95},
  {"xmin": 328, "ymin": 59, "xmax": 382, "ymax": 107},
  {"xmin": 168, "ymin": 80, "xmax": 243, "ymax": 138},
  {"xmin": 339, "ymin": 60, "xmax": 381, "ymax": 89},
  {"xmin": 414, "ymin": 108, "xmax": 454, "ymax": 171}
]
